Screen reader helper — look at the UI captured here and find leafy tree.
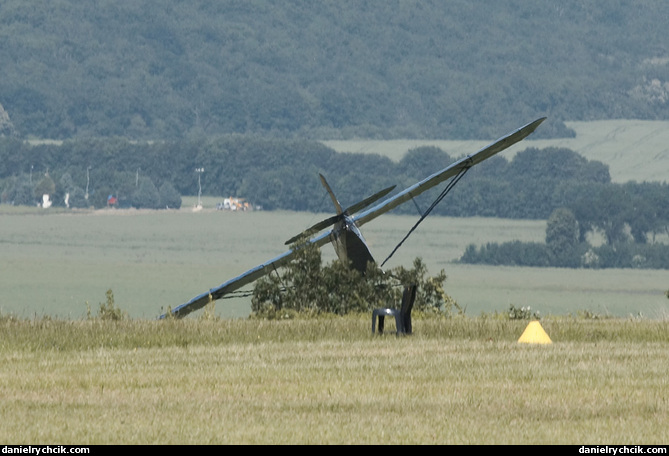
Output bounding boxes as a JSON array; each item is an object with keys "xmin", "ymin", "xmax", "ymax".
[
  {"xmin": 112, "ymin": 171, "xmax": 140, "ymax": 208},
  {"xmin": 3, "ymin": 175, "xmax": 35, "ymax": 206},
  {"xmin": 159, "ymin": 181, "xmax": 182, "ymax": 209},
  {"xmin": 33, "ymin": 174, "xmax": 55, "ymax": 200},
  {"xmin": 67, "ymin": 186, "xmax": 88, "ymax": 209},
  {"xmin": 58, "ymin": 173, "xmax": 76, "ymax": 193},
  {"xmin": 87, "ymin": 186, "xmax": 111, "ymax": 209},
  {"xmin": 0, "ymin": 102, "xmax": 17, "ymax": 136},
  {"xmin": 571, "ymin": 185, "xmax": 632, "ymax": 245},
  {"xmin": 399, "ymin": 146, "xmax": 454, "ymax": 180},
  {"xmin": 546, "ymin": 207, "xmax": 580, "ymax": 267},
  {"xmin": 57, "ymin": 172, "xmax": 87, "ymax": 208},
  {"xmin": 506, "ymin": 147, "xmax": 610, "ymax": 184},
  {"xmin": 620, "ymin": 181, "xmax": 669, "ymax": 243},
  {"xmin": 131, "ymin": 176, "xmax": 160, "ymax": 209}
]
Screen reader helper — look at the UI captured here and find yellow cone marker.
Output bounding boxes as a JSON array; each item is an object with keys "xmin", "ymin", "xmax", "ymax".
[{"xmin": 518, "ymin": 321, "xmax": 552, "ymax": 344}]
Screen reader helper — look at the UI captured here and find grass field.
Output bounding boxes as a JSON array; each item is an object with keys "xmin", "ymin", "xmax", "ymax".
[
  {"xmin": 1, "ymin": 317, "xmax": 668, "ymax": 444},
  {"xmin": 1, "ymin": 206, "xmax": 667, "ymax": 320}
]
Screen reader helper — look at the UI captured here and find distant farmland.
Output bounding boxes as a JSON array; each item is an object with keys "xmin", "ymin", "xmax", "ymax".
[
  {"xmin": 1, "ymin": 207, "xmax": 667, "ymax": 320},
  {"xmin": 322, "ymin": 120, "xmax": 669, "ymax": 184}
]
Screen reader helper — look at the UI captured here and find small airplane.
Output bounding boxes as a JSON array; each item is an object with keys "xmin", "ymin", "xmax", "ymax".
[{"xmin": 160, "ymin": 117, "xmax": 546, "ymax": 319}]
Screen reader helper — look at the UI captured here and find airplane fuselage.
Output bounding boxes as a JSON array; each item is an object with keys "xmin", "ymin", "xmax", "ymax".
[{"xmin": 330, "ymin": 215, "xmax": 375, "ymax": 273}]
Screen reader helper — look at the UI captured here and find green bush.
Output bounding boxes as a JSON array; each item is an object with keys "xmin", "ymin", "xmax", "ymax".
[
  {"xmin": 159, "ymin": 182, "xmax": 182, "ymax": 209},
  {"xmin": 131, "ymin": 176, "xmax": 160, "ymax": 209},
  {"xmin": 507, "ymin": 304, "xmax": 541, "ymax": 320},
  {"xmin": 87, "ymin": 289, "xmax": 127, "ymax": 321},
  {"xmin": 251, "ymin": 242, "xmax": 457, "ymax": 319}
]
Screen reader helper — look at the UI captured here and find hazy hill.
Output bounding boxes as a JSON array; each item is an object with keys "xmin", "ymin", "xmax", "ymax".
[{"xmin": 1, "ymin": 0, "xmax": 668, "ymax": 140}]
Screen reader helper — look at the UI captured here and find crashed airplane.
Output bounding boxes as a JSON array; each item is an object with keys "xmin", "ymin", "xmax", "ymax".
[{"xmin": 160, "ymin": 117, "xmax": 546, "ymax": 319}]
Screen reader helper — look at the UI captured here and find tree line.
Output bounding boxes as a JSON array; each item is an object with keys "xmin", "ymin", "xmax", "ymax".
[
  {"xmin": 3, "ymin": 135, "xmax": 668, "ymax": 268},
  {"xmin": 2, "ymin": 136, "xmax": 669, "ymax": 247},
  {"xmin": 459, "ymin": 207, "xmax": 669, "ymax": 270}
]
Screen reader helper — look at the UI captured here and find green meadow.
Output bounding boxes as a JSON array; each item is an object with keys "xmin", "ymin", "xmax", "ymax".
[{"xmin": 1, "ymin": 204, "xmax": 667, "ymax": 320}]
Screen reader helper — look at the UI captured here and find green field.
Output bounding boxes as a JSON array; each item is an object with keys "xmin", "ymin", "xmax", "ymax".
[
  {"xmin": 323, "ymin": 119, "xmax": 669, "ymax": 184},
  {"xmin": 1, "ymin": 206, "xmax": 667, "ymax": 320}
]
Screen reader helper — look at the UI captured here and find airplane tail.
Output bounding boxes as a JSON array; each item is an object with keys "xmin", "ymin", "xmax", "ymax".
[{"xmin": 285, "ymin": 174, "xmax": 395, "ymax": 245}]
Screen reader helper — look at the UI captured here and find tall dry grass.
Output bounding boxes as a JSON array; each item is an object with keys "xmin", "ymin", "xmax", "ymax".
[{"xmin": 1, "ymin": 316, "xmax": 668, "ymax": 444}]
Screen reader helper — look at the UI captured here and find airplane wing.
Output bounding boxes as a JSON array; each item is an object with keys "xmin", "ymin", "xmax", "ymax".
[
  {"xmin": 160, "ymin": 117, "xmax": 545, "ymax": 319},
  {"xmin": 352, "ymin": 117, "xmax": 546, "ymax": 227},
  {"xmin": 162, "ymin": 182, "xmax": 396, "ymax": 319},
  {"xmin": 161, "ymin": 230, "xmax": 333, "ymax": 319}
]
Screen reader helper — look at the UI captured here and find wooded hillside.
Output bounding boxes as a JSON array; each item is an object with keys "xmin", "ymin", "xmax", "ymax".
[{"xmin": 1, "ymin": 1, "xmax": 668, "ymax": 140}]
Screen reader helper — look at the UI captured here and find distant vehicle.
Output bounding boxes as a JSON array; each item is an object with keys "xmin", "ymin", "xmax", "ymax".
[
  {"xmin": 217, "ymin": 197, "xmax": 252, "ymax": 211},
  {"xmin": 41, "ymin": 194, "xmax": 52, "ymax": 209},
  {"xmin": 160, "ymin": 117, "xmax": 546, "ymax": 319}
]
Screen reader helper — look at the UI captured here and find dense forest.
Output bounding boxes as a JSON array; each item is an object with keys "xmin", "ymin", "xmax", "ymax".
[{"xmin": 1, "ymin": 1, "xmax": 669, "ymax": 140}]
